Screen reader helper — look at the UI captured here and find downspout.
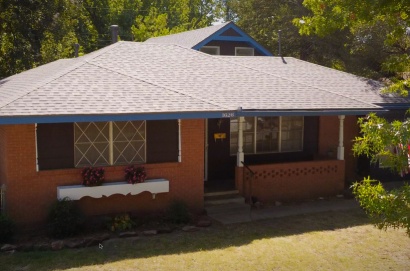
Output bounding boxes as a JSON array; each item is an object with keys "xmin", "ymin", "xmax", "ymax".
[
  {"xmin": 204, "ymin": 119, "xmax": 208, "ymax": 181},
  {"xmin": 35, "ymin": 123, "xmax": 39, "ymax": 172},
  {"xmin": 337, "ymin": 115, "xmax": 345, "ymax": 160},
  {"xmin": 109, "ymin": 122, "xmax": 114, "ymax": 165},
  {"xmin": 178, "ymin": 119, "xmax": 182, "ymax": 162}
]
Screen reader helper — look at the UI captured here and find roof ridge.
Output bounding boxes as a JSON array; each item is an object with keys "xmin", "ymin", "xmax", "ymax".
[{"xmin": 220, "ymin": 56, "xmax": 381, "ymax": 109}]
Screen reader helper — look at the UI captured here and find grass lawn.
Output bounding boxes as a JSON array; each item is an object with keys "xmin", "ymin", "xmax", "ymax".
[{"xmin": 1, "ymin": 208, "xmax": 409, "ymax": 271}]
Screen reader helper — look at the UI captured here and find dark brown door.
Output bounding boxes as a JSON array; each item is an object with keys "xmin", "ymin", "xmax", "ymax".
[{"xmin": 207, "ymin": 118, "xmax": 235, "ymax": 181}]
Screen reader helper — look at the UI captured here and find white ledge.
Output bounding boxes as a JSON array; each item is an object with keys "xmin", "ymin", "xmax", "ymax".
[{"xmin": 57, "ymin": 179, "xmax": 169, "ymax": 200}]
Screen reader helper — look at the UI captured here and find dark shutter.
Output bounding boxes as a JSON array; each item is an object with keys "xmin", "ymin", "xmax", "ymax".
[
  {"xmin": 146, "ymin": 120, "xmax": 178, "ymax": 163},
  {"xmin": 37, "ymin": 123, "xmax": 74, "ymax": 170},
  {"xmin": 303, "ymin": 116, "xmax": 319, "ymax": 155}
]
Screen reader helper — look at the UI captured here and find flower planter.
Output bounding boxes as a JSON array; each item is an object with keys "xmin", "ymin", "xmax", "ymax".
[{"xmin": 57, "ymin": 179, "xmax": 169, "ymax": 200}]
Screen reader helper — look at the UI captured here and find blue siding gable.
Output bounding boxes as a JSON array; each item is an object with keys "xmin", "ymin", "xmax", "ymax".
[{"xmin": 192, "ymin": 22, "xmax": 273, "ymax": 56}]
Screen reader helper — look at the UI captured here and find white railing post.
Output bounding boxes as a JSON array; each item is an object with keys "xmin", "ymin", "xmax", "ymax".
[{"xmin": 337, "ymin": 115, "xmax": 345, "ymax": 160}]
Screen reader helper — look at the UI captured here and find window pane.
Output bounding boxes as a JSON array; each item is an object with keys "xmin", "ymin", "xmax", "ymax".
[
  {"xmin": 256, "ymin": 117, "xmax": 279, "ymax": 153},
  {"xmin": 113, "ymin": 121, "xmax": 146, "ymax": 165},
  {"xmin": 243, "ymin": 132, "xmax": 254, "ymax": 153},
  {"xmin": 230, "ymin": 118, "xmax": 256, "ymax": 154},
  {"xmin": 281, "ymin": 116, "xmax": 303, "ymax": 151},
  {"xmin": 230, "ymin": 125, "xmax": 238, "ymax": 155},
  {"xmin": 74, "ymin": 122, "xmax": 110, "ymax": 167},
  {"xmin": 200, "ymin": 47, "xmax": 220, "ymax": 55},
  {"xmin": 235, "ymin": 47, "xmax": 254, "ymax": 56}
]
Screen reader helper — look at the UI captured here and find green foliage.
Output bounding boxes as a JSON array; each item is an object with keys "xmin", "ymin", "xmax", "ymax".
[
  {"xmin": 353, "ymin": 113, "xmax": 410, "ymax": 175},
  {"xmin": 47, "ymin": 197, "xmax": 84, "ymax": 238},
  {"xmin": 0, "ymin": 214, "xmax": 14, "ymax": 243},
  {"xmin": 353, "ymin": 113, "xmax": 410, "ymax": 236},
  {"xmin": 166, "ymin": 200, "xmax": 191, "ymax": 224},
  {"xmin": 0, "ymin": 0, "xmax": 220, "ymax": 79},
  {"xmin": 295, "ymin": 0, "xmax": 410, "ymax": 91},
  {"xmin": 352, "ymin": 177, "xmax": 410, "ymax": 237},
  {"xmin": 107, "ymin": 213, "xmax": 135, "ymax": 232},
  {"xmin": 227, "ymin": 0, "xmax": 380, "ymax": 78}
]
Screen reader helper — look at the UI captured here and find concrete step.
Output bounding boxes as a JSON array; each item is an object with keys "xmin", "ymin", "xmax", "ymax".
[{"xmin": 204, "ymin": 190, "xmax": 245, "ymax": 206}]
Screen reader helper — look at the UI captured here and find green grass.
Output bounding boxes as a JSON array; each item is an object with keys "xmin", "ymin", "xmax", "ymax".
[{"xmin": 1, "ymin": 209, "xmax": 409, "ymax": 271}]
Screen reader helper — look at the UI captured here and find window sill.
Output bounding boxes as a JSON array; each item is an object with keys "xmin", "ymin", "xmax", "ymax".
[{"xmin": 57, "ymin": 179, "xmax": 169, "ymax": 200}]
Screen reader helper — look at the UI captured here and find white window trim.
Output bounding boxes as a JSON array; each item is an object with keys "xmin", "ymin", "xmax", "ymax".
[
  {"xmin": 235, "ymin": 47, "xmax": 254, "ymax": 56},
  {"xmin": 230, "ymin": 116, "xmax": 304, "ymax": 155},
  {"xmin": 200, "ymin": 46, "xmax": 220, "ymax": 55}
]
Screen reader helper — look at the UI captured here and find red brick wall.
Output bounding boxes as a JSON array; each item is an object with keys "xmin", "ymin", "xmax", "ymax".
[
  {"xmin": 0, "ymin": 119, "xmax": 205, "ymax": 228},
  {"xmin": 0, "ymin": 126, "xmax": 8, "ymax": 186},
  {"xmin": 318, "ymin": 116, "xmax": 360, "ymax": 185},
  {"xmin": 238, "ymin": 160, "xmax": 345, "ymax": 203}
]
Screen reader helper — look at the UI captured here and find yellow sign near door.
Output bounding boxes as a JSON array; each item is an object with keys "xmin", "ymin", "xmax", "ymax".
[{"xmin": 214, "ymin": 133, "xmax": 226, "ymax": 141}]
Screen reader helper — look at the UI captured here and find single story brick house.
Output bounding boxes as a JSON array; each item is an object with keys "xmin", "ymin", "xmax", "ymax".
[{"xmin": 1, "ymin": 24, "xmax": 409, "ymax": 229}]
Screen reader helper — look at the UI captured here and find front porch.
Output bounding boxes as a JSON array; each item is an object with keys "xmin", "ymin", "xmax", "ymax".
[{"xmin": 232, "ymin": 114, "xmax": 347, "ymax": 203}]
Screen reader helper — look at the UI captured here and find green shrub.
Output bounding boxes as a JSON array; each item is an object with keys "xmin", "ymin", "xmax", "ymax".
[
  {"xmin": 0, "ymin": 214, "xmax": 14, "ymax": 243},
  {"xmin": 48, "ymin": 197, "xmax": 84, "ymax": 238},
  {"xmin": 107, "ymin": 213, "xmax": 135, "ymax": 232},
  {"xmin": 166, "ymin": 200, "xmax": 191, "ymax": 224}
]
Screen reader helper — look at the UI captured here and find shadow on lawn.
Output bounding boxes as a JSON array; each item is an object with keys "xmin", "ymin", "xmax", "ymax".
[{"xmin": 0, "ymin": 208, "xmax": 369, "ymax": 271}]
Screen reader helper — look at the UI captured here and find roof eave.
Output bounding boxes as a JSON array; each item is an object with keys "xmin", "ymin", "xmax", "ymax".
[
  {"xmin": 0, "ymin": 108, "xmax": 385, "ymax": 125},
  {"xmin": 238, "ymin": 108, "xmax": 385, "ymax": 117}
]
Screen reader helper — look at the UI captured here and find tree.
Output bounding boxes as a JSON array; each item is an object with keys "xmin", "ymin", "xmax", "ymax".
[
  {"xmin": 294, "ymin": 0, "xmax": 410, "ymax": 92},
  {"xmin": 132, "ymin": 0, "xmax": 216, "ymax": 41},
  {"xmin": 352, "ymin": 114, "xmax": 410, "ymax": 237},
  {"xmin": 294, "ymin": 0, "xmax": 410, "ymax": 236},
  {"xmin": 225, "ymin": 0, "xmax": 363, "ymax": 74},
  {"xmin": 352, "ymin": 178, "xmax": 410, "ymax": 237},
  {"xmin": 0, "ymin": 0, "xmax": 221, "ymax": 79}
]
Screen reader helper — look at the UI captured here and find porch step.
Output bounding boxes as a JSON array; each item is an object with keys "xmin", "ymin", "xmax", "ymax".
[{"xmin": 204, "ymin": 190, "xmax": 245, "ymax": 206}]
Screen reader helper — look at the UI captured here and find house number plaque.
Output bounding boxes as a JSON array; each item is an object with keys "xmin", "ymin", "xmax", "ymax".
[{"xmin": 222, "ymin": 112, "xmax": 235, "ymax": 118}]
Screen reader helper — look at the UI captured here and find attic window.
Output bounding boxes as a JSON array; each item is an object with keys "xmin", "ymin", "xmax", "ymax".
[
  {"xmin": 200, "ymin": 46, "xmax": 220, "ymax": 55},
  {"xmin": 235, "ymin": 47, "xmax": 254, "ymax": 56}
]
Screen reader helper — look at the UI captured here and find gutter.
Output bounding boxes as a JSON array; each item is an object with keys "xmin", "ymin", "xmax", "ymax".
[{"xmin": 0, "ymin": 108, "xmax": 385, "ymax": 125}]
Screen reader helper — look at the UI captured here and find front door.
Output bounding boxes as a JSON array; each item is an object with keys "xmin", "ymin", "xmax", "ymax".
[{"xmin": 206, "ymin": 118, "xmax": 236, "ymax": 190}]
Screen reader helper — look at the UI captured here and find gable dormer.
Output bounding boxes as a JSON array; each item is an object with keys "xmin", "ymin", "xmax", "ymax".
[{"xmin": 146, "ymin": 21, "xmax": 272, "ymax": 56}]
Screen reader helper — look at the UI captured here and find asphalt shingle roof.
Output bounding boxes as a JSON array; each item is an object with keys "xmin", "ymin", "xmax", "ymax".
[
  {"xmin": 220, "ymin": 56, "xmax": 410, "ymax": 105},
  {"xmin": 145, "ymin": 22, "xmax": 230, "ymax": 48},
  {"xmin": 0, "ymin": 41, "xmax": 390, "ymax": 121}
]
